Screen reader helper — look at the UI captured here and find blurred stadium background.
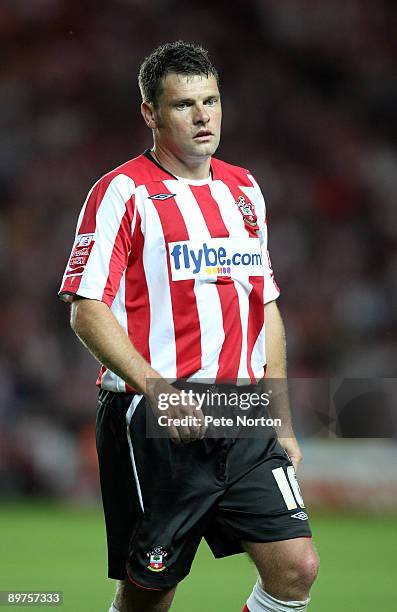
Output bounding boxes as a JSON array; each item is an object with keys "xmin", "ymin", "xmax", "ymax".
[{"xmin": 0, "ymin": 1, "xmax": 396, "ymax": 610}]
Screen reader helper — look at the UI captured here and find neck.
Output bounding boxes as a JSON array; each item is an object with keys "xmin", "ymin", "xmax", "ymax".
[{"xmin": 151, "ymin": 145, "xmax": 211, "ymax": 180}]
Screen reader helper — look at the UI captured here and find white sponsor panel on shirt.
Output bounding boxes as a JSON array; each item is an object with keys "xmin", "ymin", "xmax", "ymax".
[{"xmin": 168, "ymin": 238, "xmax": 264, "ymax": 281}]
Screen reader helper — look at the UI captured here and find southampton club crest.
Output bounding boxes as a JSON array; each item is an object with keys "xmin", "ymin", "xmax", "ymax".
[
  {"xmin": 146, "ymin": 545, "xmax": 168, "ymax": 572},
  {"xmin": 236, "ymin": 195, "xmax": 258, "ymax": 229}
]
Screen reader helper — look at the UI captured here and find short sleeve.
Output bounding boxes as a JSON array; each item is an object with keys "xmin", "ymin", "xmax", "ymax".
[{"xmin": 59, "ymin": 173, "xmax": 136, "ymax": 307}]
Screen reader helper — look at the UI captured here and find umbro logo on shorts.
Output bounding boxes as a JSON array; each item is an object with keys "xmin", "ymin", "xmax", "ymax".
[
  {"xmin": 148, "ymin": 193, "xmax": 176, "ymax": 200},
  {"xmin": 290, "ymin": 511, "xmax": 308, "ymax": 521}
]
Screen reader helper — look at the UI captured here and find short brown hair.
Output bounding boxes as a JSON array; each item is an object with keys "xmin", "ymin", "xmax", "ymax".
[{"xmin": 138, "ymin": 41, "xmax": 219, "ymax": 107}]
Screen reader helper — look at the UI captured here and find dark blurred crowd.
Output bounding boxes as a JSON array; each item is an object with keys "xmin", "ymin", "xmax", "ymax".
[{"xmin": 0, "ymin": 0, "xmax": 396, "ymax": 499}]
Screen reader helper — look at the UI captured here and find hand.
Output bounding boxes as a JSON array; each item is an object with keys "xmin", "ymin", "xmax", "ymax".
[
  {"xmin": 277, "ymin": 435, "xmax": 302, "ymax": 472},
  {"xmin": 146, "ymin": 379, "xmax": 207, "ymax": 444}
]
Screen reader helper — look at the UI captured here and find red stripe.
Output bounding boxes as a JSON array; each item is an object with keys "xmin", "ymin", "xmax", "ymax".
[
  {"xmin": 151, "ymin": 183, "xmax": 202, "ymax": 379},
  {"xmin": 245, "ymin": 276, "xmax": 264, "ymax": 382},
  {"xmin": 242, "ymin": 605, "xmax": 250, "ymax": 612},
  {"xmin": 96, "ymin": 366, "xmax": 105, "ymax": 387},
  {"xmin": 190, "ymin": 184, "xmax": 242, "ymax": 383},
  {"xmin": 189, "ymin": 184, "xmax": 229, "ymax": 238},
  {"xmin": 78, "ymin": 173, "xmax": 116, "ymax": 235},
  {"xmin": 124, "ymin": 211, "xmax": 151, "ymax": 391},
  {"xmin": 102, "ymin": 202, "xmax": 135, "ymax": 307},
  {"xmin": 214, "ymin": 280, "xmax": 243, "ymax": 383}
]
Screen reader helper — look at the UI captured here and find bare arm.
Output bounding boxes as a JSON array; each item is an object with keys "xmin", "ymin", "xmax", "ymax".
[
  {"xmin": 70, "ymin": 298, "xmax": 161, "ymax": 394},
  {"xmin": 70, "ymin": 298, "xmax": 206, "ymax": 442},
  {"xmin": 264, "ymin": 300, "xmax": 302, "ymax": 470}
]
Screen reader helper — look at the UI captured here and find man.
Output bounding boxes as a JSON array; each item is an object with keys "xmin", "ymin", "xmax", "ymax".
[{"xmin": 59, "ymin": 42, "xmax": 319, "ymax": 612}]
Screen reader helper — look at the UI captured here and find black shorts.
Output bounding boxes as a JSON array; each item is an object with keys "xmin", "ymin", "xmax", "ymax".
[{"xmin": 96, "ymin": 388, "xmax": 312, "ymax": 589}]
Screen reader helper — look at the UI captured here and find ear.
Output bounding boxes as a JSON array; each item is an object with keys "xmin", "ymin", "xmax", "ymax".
[{"xmin": 141, "ymin": 101, "xmax": 158, "ymax": 129}]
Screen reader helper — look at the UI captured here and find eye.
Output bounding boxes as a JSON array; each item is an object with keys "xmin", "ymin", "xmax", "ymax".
[
  {"xmin": 175, "ymin": 101, "xmax": 191, "ymax": 110},
  {"xmin": 205, "ymin": 98, "xmax": 218, "ymax": 106}
]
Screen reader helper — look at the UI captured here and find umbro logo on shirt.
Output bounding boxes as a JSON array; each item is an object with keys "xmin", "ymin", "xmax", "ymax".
[{"xmin": 148, "ymin": 193, "xmax": 176, "ymax": 201}]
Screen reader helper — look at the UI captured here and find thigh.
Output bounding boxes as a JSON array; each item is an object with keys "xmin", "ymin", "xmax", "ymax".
[
  {"xmin": 205, "ymin": 436, "xmax": 312, "ymax": 557},
  {"xmin": 97, "ymin": 391, "xmax": 229, "ymax": 589},
  {"xmin": 96, "ymin": 391, "xmax": 144, "ymax": 580},
  {"xmin": 124, "ymin": 400, "xmax": 227, "ymax": 589}
]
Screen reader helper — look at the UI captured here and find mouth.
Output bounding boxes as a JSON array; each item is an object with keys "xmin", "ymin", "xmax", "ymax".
[{"xmin": 193, "ymin": 130, "xmax": 213, "ymax": 140}]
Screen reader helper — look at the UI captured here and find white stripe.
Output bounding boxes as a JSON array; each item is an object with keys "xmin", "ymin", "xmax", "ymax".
[
  {"xmin": 235, "ymin": 279, "xmax": 252, "ymax": 381},
  {"xmin": 251, "ymin": 324, "xmax": 266, "ymax": 380},
  {"xmin": 164, "ymin": 180, "xmax": 224, "ymax": 381},
  {"xmin": 78, "ymin": 174, "xmax": 135, "ymax": 299},
  {"xmin": 272, "ymin": 467, "xmax": 298, "ymax": 510},
  {"xmin": 126, "ymin": 395, "xmax": 144, "ymax": 512},
  {"xmin": 208, "ymin": 180, "xmax": 248, "ymax": 237},
  {"xmin": 163, "ymin": 179, "xmax": 209, "ymax": 236},
  {"xmin": 137, "ymin": 186, "xmax": 177, "ymax": 378},
  {"xmin": 189, "ymin": 279, "xmax": 224, "ymax": 382}
]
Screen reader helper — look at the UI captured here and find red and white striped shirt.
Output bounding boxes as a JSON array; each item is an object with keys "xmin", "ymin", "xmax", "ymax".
[{"xmin": 59, "ymin": 151, "xmax": 280, "ymax": 391}]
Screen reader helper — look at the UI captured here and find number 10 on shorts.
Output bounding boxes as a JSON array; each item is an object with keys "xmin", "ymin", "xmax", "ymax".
[{"xmin": 272, "ymin": 466, "xmax": 305, "ymax": 510}]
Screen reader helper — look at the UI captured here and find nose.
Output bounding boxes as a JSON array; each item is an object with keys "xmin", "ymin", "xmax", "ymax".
[{"xmin": 193, "ymin": 103, "xmax": 210, "ymax": 125}]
